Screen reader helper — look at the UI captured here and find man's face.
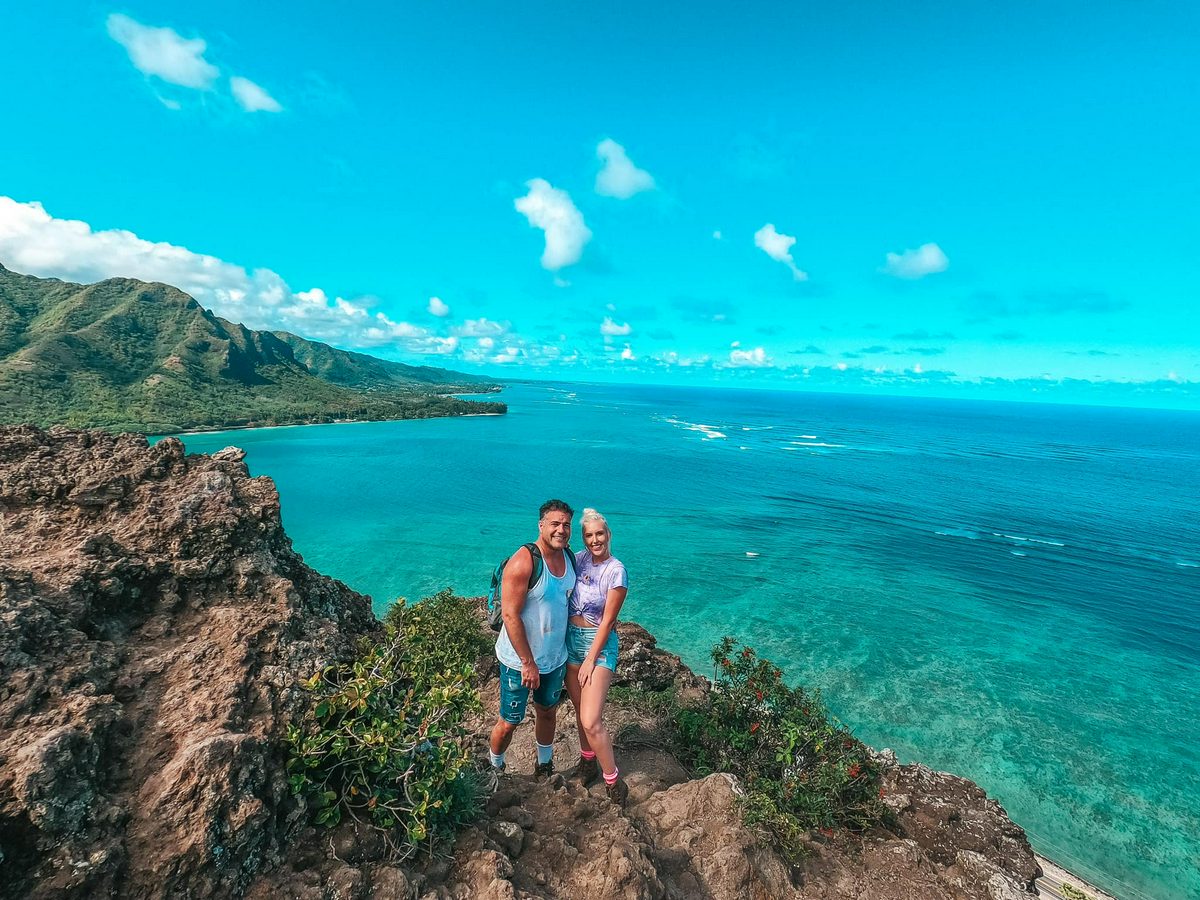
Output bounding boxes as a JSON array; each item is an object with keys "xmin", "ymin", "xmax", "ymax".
[{"xmin": 539, "ymin": 509, "xmax": 572, "ymax": 550}]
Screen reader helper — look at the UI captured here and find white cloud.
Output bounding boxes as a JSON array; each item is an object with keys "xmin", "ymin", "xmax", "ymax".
[
  {"xmin": 754, "ymin": 224, "xmax": 808, "ymax": 281},
  {"xmin": 595, "ymin": 139, "xmax": 656, "ymax": 199},
  {"xmin": 620, "ymin": 345, "xmax": 636, "ymax": 361},
  {"xmin": 600, "ymin": 316, "xmax": 632, "ymax": 337},
  {"xmin": 0, "ymin": 196, "xmax": 444, "ymax": 353},
  {"xmin": 106, "ymin": 13, "xmax": 219, "ymax": 89},
  {"xmin": 230, "ymin": 75, "xmax": 283, "ymax": 113},
  {"xmin": 514, "ymin": 179, "xmax": 592, "ymax": 271},
  {"xmin": 453, "ymin": 317, "xmax": 509, "ymax": 338},
  {"xmin": 427, "ymin": 296, "xmax": 450, "ymax": 317},
  {"xmin": 728, "ymin": 346, "xmax": 772, "ymax": 367},
  {"xmin": 882, "ymin": 242, "xmax": 949, "ymax": 279}
]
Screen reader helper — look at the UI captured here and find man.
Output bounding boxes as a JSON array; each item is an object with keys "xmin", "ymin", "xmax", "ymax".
[{"xmin": 489, "ymin": 499, "xmax": 576, "ymax": 777}]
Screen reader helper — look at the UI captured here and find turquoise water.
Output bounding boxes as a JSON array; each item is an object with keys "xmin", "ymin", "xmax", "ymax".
[{"xmin": 177, "ymin": 382, "xmax": 1200, "ymax": 899}]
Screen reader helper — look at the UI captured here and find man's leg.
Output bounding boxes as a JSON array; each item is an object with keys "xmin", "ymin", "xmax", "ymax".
[
  {"xmin": 533, "ymin": 701, "xmax": 557, "ymax": 746},
  {"xmin": 490, "ymin": 663, "xmax": 529, "ymax": 769},
  {"xmin": 530, "ymin": 663, "xmax": 565, "ymax": 774},
  {"xmin": 531, "ymin": 701, "xmax": 556, "ymax": 774},
  {"xmin": 490, "ymin": 717, "xmax": 517, "ymax": 757}
]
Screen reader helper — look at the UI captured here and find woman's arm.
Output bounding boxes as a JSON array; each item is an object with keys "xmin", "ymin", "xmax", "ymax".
[{"xmin": 578, "ymin": 585, "xmax": 628, "ymax": 686}]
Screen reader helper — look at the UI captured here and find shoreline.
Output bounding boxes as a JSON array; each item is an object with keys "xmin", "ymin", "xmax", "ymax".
[
  {"xmin": 1035, "ymin": 852, "xmax": 1120, "ymax": 900},
  {"xmin": 165, "ymin": 411, "xmax": 505, "ymax": 438}
]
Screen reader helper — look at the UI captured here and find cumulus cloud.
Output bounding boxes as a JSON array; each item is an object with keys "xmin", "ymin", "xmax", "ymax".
[
  {"xmin": 230, "ymin": 75, "xmax": 283, "ymax": 112},
  {"xmin": 600, "ymin": 316, "xmax": 632, "ymax": 337},
  {"xmin": 0, "ymin": 196, "xmax": 447, "ymax": 353},
  {"xmin": 453, "ymin": 318, "xmax": 509, "ymax": 338},
  {"xmin": 106, "ymin": 13, "xmax": 219, "ymax": 88},
  {"xmin": 620, "ymin": 345, "xmax": 636, "ymax": 361},
  {"xmin": 595, "ymin": 139, "xmax": 656, "ymax": 199},
  {"xmin": 513, "ymin": 179, "xmax": 592, "ymax": 271},
  {"xmin": 728, "ymin": 346, "xmax": 772, "ymax": 367},
  {"xmin": 427, "ymin": 296, "xmax": 450, "ymax": 317},
  {"xmin": 882, "ymin": 242, "xmax": 949, "ymax": 279},
  {"xmin": 753, "ymin": 224, "xmax": 807, "ymax": 281}
]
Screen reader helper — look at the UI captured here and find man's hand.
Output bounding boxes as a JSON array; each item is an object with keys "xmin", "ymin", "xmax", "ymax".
[
  {"xmin": 521, "ymin": 660, "xmax": 541, "ymax": 689},
  {"xmin": 577, "ymin": 659, "xmax": 596, "ymax": 688}
]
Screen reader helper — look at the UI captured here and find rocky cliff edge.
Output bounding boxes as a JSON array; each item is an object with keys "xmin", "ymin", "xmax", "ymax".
[{"xmin": 0, "ymin": 427, "xmax": 1041, "ymax": 899}]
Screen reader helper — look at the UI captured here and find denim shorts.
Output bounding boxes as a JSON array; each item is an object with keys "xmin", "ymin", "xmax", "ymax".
[
  {"xmin": 566, "ymin": 624, "xmax": 619, "ymax": 672},
  {"xmin": 498, "ymin": 661, "xmax": 566, "ymax": 724}
]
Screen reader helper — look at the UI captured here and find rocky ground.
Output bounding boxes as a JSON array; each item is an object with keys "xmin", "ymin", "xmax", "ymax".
[{"xmin": 2, "ymin": 427, "xmax": 1048, "ymax": 899}]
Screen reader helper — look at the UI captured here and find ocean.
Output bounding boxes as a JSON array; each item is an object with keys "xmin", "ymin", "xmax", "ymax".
[{"xmin": 176, "ymin": 381, "xmax": 1200, "ymax": 899}]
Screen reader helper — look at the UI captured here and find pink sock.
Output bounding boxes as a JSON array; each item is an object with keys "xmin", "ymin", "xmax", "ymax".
[
  {"xmin": 580, "ymin": 750, "xmax": 596, "ymax": 760},
  {"xmin": 603, "ymin": 767, "xmax": 619, "ymax": 785}
]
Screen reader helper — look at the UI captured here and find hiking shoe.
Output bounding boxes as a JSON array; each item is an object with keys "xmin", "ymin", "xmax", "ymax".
[
  {"xmin": 482, "ymin": 761, "xmax": 505, "ymax": 793},
  {"xmin": 533, "ymin": 760, "xmax": 555, "ymax": 779},
  {"xmin": 576, "ymin": 755, "xmax": 599, "ymax": 786},
  {"xmin": 605, "ymin": 778, "xmax": 628, "ymax": 807}
]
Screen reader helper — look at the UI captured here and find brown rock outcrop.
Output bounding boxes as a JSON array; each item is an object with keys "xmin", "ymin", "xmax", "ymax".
[
  {"xmin": 1, "ymin": 426, "xmax": 1043, "ymax": 900},
  {"xmin": 0, "ymin": 426, "xmax": 377, "ymax": 898}
]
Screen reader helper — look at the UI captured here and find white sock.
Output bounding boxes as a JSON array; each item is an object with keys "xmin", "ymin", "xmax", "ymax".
[
  {"xmin": 489, "ymin": 750, "xmax": 506, "ymax": 768},
  {"xmin": 536, "ymin": 742, "xmax": 554, "ymax": 765}
]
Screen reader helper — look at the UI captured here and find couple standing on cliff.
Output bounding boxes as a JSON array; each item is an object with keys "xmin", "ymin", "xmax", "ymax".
[{"xmin": 487, "ymin": 499, "xmax": 630, "ymax": 806}]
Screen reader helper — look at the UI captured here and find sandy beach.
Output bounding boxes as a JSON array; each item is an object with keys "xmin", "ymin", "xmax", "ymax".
[{"xmin": 1036, "ymin": 853, "xmax": 1120, "ymax": 900}]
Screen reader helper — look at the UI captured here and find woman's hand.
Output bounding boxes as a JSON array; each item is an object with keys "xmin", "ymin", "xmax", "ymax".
[{"xmin": 577, "ymin": 659, "xmax": 597, "ymax": 688}]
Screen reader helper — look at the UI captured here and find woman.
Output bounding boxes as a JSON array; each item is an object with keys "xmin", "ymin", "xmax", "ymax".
[{"xmin": 564, "ymin": 507, "xmax": 629, "ymax": 805}]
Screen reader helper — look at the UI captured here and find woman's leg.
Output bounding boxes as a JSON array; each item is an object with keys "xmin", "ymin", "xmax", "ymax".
[
  {"xmin": 563, "ymin": 663, "xmax": 592, "ymax": 753},
  {"xmin": 577, "ymin": 665, "xmax": 615, "ymax": 776}
]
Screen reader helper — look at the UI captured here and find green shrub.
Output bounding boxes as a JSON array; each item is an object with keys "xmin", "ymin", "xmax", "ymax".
[
  {"xmin": 675, "ymin": 637, "xmax": 888, "ymax": 860},
  {"xmin": 286, "ymin": 589, "xmax": 488, "ymax": 856}
]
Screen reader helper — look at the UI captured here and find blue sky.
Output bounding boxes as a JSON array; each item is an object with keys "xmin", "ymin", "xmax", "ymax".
[{"xmin": 2, "ymin": 1, "xmax": 1198, "ymax": 407}]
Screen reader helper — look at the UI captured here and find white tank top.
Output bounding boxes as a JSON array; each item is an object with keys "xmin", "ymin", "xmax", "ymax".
[{"xmin": 495, "ymin": 548, "xmax": 574, "ymax": 673}]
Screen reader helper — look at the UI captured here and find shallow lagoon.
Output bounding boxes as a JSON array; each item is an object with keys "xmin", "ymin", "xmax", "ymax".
[{"xmin": 179, "ymin": 382, "xmax": 1200, "ymax": 900}]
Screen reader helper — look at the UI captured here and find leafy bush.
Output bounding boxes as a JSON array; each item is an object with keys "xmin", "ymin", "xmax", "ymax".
[
  {"xmin": 286, "ymin": 589, "xmax": 490, "ymax": 856},
  {"xmin": 675, "ymin": 637, "xmax": 888, "ymax": 860}
]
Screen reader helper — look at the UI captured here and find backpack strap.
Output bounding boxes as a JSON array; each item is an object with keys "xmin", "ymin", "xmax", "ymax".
[{"xmin": 522, "ymin": 542, "xmax": 543, "ymax": 591}]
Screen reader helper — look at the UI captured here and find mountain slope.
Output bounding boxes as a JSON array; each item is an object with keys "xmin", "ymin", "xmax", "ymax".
[{"xmin": 0, "ymin": 263, "xmax": 504, "ymax": 432}]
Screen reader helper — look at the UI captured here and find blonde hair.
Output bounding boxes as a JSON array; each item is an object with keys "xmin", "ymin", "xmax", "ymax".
[{"xmin": 580, "ymin": 507, "xmax": 608, "ymax": 530}]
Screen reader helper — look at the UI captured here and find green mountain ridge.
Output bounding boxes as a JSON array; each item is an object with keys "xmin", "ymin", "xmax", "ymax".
[{"xmin": 0, "ymin": 262, "xmax": 504, "ymax": 432}]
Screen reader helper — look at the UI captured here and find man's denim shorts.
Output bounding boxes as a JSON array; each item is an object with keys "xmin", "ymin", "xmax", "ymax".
[
  {"xmin": 566, "ymin": 624, "xmax": 619, "ymax": 672},
  {"xmin": 498, "ymin": 661, "xmax": 566, "ymax": 724}
]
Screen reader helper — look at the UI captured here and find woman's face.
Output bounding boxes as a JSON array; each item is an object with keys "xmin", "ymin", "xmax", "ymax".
[{"xmin": 583, "ymin": 521, "xmax": 610, "ymax": 559}]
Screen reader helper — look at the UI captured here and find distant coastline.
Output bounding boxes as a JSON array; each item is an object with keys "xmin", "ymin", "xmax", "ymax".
[{"xmin": 168, "ymin": 410, "xmax": 505, "ymax": 438}]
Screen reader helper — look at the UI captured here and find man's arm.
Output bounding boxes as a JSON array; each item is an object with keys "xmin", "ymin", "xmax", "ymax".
[{"xmin": 501, "ymin": 547, "xmax": 541, "ymax": 689}]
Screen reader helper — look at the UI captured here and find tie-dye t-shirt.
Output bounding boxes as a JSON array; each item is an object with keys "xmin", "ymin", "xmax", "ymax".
[{"xmin": 570, "ymin": 552, "xmax": 628, "ymax": 625}]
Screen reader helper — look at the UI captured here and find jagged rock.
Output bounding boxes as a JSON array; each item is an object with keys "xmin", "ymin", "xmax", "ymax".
[
  {"xmin": 635, "ymin": 772, "xmax": 797, "ymax": 899},
  {"xmin": 0, "ymin": 426, "xmax": 1047, "ymax": 900},
  {"xmin": 884, "ymin": 763, "xmax": 1042, "ymax": 888},
  {"xmin": 613, "ymin": 622, "xmax": 708, "ymax": 704},
  {"xmin": 0, "ymin": 426, "xmax": 377, "ymax": 899}
]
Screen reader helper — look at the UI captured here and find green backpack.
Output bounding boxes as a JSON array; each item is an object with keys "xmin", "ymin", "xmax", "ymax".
[{"xmin": 487, "ymin": 543, "xmax": 576, "ymax": 632}]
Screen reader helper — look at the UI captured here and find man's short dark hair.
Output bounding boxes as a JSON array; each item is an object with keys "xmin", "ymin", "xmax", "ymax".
[{"xmin": 539, "ymin": 499, "xmax": 573, "ymax": 520}]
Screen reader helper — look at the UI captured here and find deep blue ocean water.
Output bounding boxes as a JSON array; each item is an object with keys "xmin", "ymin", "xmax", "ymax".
[{"xmin": 177, "ymin": 382, "xmax": 1200, "ymax": 899}]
